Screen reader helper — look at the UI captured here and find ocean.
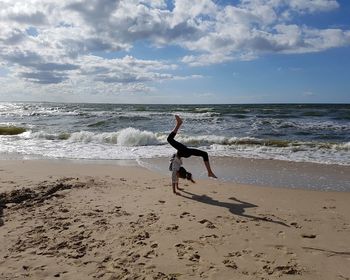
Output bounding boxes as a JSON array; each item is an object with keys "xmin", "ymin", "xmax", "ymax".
[{"xmin": 0, "ymin": 102, "xmax": 349, "ymax": 165}]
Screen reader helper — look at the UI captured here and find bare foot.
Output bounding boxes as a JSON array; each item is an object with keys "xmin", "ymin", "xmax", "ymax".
[
  {"xmin": 173, "ymin": 191, "xmax": 181, "ymax": 196},
  {"xmin": 208, "ymin": 172, "xmax": 217, "ymax": 179},
  {"xmin": 177, "ymin": 187, "xmax": 184, "ymax": 191},
  {"xmin": 175, "ymin": 115, "xmax": 183, "ymax": 125}
]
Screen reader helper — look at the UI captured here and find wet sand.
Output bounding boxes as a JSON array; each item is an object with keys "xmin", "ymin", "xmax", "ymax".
[
  {"xmin": 1, "ymin": 160, "xmax": 350, "ymax": 279},
  {"xmin": 139, "ymin": 156, "xmax": 350, "ymax": 191}
]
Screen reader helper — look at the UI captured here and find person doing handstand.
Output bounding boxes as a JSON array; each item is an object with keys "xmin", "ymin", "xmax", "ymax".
[{"xmin": 168, "ymin": 115, "xmax": 217, "ymax": 194}]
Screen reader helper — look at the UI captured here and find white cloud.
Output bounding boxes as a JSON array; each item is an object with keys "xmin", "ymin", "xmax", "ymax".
[
  {"xmin": 77, "ymin": 55, "xmax": 179, "ymax": 84},
  {"xmin": 179, "ymin": 0, "xmax": 349, "ymax": 66},
  {"xmin": 288, "ymin": 0, "xmax": 339, "ymax": 13},
  {"xmin": 239, "ymin": 0, "xmax": 339, "ymax": 15},
  {"xmin": 0, "ymin": 0, "xmax": 349, "ymax": 100},
  {"xmin": 182, "ymin": 53, "xmax": 234, "ymax": 67},
  {"xmin": 302, "ymin": 28, "xmax": 350, "ymax": 52},
  {"xmin": 0, "ymin": 52, "xmax": 202, "ymax": 103},
  {"xmin": 171, "ymin": 0, "xmax": 217, "ymax": 26}
]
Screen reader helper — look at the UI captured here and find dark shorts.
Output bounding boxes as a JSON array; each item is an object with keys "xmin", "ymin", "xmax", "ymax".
[{"xmin": 167, "ymin": 131, "xmax": 209, "ymax": 161}]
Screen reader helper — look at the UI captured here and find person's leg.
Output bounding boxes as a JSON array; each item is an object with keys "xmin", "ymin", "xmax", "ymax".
[
  {"xmin": 172, "ymin": 182, "xmax": 180, "ymax": 195},
  {"xmin": 167, "ymin": 115, "xmax": 187, "ymax": 151},
  {"xmin": 173, "ymin": 115, "xmax": 183, "ymax": 134},
  {"xmin": 187, "ymin": 148, "xmax": 217, "ymax": 178},
  {"xmin": 204, "ymin": 160, "xmax": 217, "ymax": 178}
]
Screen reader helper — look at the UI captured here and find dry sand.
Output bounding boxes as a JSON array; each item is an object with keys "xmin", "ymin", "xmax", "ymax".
[{"xmin": 0, "ymin": 160, "xmax": 349, "ymax": 280}]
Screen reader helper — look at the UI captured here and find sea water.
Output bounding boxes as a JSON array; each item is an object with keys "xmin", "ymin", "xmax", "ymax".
[{"xmin": 0, "ymin": 102, "xmax": 349, "ymax": 165}]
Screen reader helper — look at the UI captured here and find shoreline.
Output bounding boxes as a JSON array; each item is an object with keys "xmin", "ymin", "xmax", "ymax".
[{"xmin": 0, "ymin": 159, "xmax": 349, "ymax": 279}]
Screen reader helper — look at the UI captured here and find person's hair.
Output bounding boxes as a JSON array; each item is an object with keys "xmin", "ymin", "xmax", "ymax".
[{"xmin": 178, "ymin": 167, "xmax": 195, "ymax": 183}]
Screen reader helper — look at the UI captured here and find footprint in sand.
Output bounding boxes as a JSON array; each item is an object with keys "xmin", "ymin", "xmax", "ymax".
[
  {"xmin": 175, "ymin": 243, "xmax": 200, "ymax": 262},
  {"xmin": 109, "ymin": 206, "xmax": 130, "ymax": 217},
  {"xmin": 199, "ymin": 234, "xmax": 218, "ymax": 242},
  {"xmin": 33, "ymin": 265, "xmax": 47, "ymax": 271},
  {"xmin": 136, "ymin": 212, "xmax": 160, "ymax": 226},
  {"xmin": 153, "ymin": 272, "xmax": 181, "ymax": 280},
  {"xmin": 175, "ymin": 243, "xmax": 187, "ymax": 258},
  {"xmin": 180, "ymin": 211, "xmax": 190, "ymax": 218},
  {"xmin": 290, "ymin": 221, "xmax": 302, "ymax": 228},
  {"xmin": 223, "ymin": 258, "xmax": 238, "ymax": 269},
  {"xmin": 198, "ymin": 219, "xmax": 216, "ymax": 229},
  {"xmin": 189, "ymin": 253, "xmax": 201, "ymax": 262},
  {"xmin": 262, "ymin": 261, "xmax": 303, "ymax": 276},
  {"xmin": 301, "ymin": 233, "xmax": 317, "ymax": 239},
  {"xmin": 133, "ymin": 231, "xmax": 150, "ymax": 242},
  {"xmin": 93, "ymin": 219, "xmax": 109, "ymax": 231},
  {"xmin": 166, "ymin": 224, "xmax": 179, "ymax": 231},
  {"xmin": 144, "ymin": 249, "xmax": 157, "ymax": 259}
]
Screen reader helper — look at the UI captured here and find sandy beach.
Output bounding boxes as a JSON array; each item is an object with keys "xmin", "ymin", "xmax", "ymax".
[{"xmin": 1, "ymin": 159, "xmax": 350, "ymax": 280}]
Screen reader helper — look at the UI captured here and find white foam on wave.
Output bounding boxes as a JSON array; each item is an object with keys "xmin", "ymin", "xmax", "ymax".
[
  {"xmin": 0, "ymin": 136, "xmax": 171, "ymax": 160},
  {"xmin": 68, "ymin": 127, "xmax": 159, "ymax": 146},
  {"xmin": 0, "ymin": 103, "xmax": 82, "ymax": 118},
  {"xmin": 158, "ymin": 133, "xmax": 268, "ymax": 146},
  {"xmin": 0, "ymin": 103, "xmax": 23, "ymax": 115},
  {"xmin": 19, "ymin": 127, "xmax": 160, "ymax": 146},
  {"xmin": 334, "ymin": 142, "xmax": 350, "ymax": 151},
  {"xmin": 209, "ymin": 143, "xmax": 350, "ymax": 165},
  {"xmin": 194, "ymin": 107, "xmax": 215, "ymax": 112},
  {"xmin": 173, "ymin": 111, "xmax": 219, "ymax": 119},
  {"xmin": 253, "ymin": 119, "xmax": 350, "ymax": 131},
  {"xmin": 117, "ymin": 127, "xmax": 159, "ymax": 146}
]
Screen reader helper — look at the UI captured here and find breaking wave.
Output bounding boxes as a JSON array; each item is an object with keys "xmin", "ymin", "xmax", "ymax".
[
  {"xmin": 23, "ymin": 127, "xmax": 160, "ymax": 146},
  {"xmin": 19, "ymin": 128, "xmax": 350, "ymax": 153}
]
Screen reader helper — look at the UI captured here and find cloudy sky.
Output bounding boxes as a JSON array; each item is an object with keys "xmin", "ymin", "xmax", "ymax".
[{"xmin": 0, "ymin": 0, "xmax": 349, "ymax": 104}]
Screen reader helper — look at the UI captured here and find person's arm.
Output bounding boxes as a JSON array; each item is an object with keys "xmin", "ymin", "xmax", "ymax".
[
  {"xmin": 171, "ymin": 157, "xmax": 182, "ymax": 194},
  {"xmin": 172, "ymin": 170, "xmax": 179, "ymax": 194},
  {"xmin": 172, "ymin": 182, "xmax": 178, "ymax": 194}
]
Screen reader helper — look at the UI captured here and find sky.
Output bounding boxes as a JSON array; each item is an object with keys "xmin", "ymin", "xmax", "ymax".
[{"xmin": 0, "ymin": 0, "xmax": 349, "ymax": 104}]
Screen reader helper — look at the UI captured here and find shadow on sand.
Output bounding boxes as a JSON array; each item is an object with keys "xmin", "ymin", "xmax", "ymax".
[
  {"xmin": 180, "ymin": 189, "xmax": 290, "ymax": 227},
  {"xmin": 0, "ymin": 200, "xmax": 4, "ymax": 226}
]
